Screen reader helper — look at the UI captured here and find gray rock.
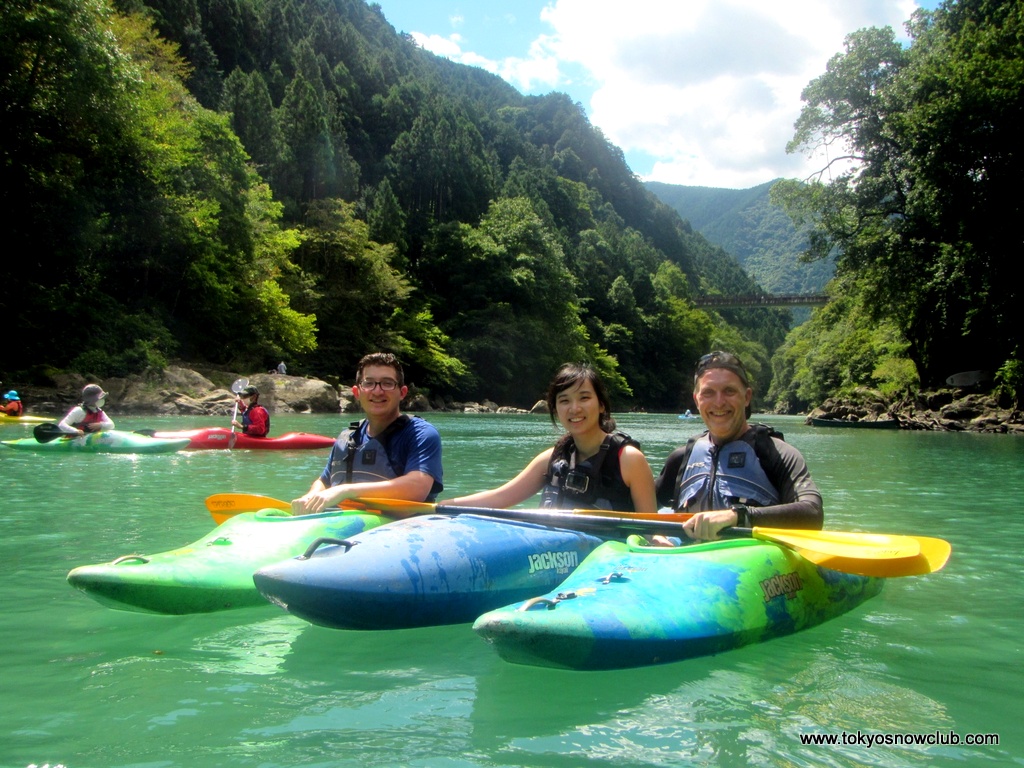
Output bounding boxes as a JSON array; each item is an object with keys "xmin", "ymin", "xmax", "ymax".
[
  {"xmin": 244, "ymin": 373, "xmax": 340, "ymax": 413},
  {"xmin": 21, "ymin": 366, "xmax": 343, "ymax": 416}
]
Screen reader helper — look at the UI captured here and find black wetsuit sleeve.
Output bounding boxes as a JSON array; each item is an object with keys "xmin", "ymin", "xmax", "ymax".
[
  {"xmin": 655, "ymin": 447, "xmax": 689, "ymax": 508},
  {"xmin": 748, "ymin": 438, "xmax": 824, "ymax": 530}
]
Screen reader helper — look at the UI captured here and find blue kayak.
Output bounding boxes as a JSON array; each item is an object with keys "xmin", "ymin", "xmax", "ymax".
[
  {"xmin": 252, "ymin": 514, "xmax": 607, "ymax": 629},
  {"xmin": 473, "ymin": 535, "xmax": 884, "ymax": 670}
]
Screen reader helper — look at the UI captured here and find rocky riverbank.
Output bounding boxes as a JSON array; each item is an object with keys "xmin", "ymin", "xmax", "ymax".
[
  {"xmin": 14, "ymin": 366, "xmax": 1019, "ymax": 433},
  {"xmin": 805, "ymin": 388, "xmax": 1024, "ymax": 434},
  {"xmin": 11, "ymin": 366, "xmax": 541, "ymax": 419}
]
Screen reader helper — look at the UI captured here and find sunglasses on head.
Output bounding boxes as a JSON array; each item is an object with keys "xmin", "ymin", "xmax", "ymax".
[{"xmin": 695, "ymin": 351, "xmax": 750, "ymax": 386}]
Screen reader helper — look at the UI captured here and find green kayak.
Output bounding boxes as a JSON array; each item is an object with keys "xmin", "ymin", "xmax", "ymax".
[
  {"xmin": 473, "ymin": 535, "xmax": 884, "ymax": 670},
  {"xmin": 2, "ymin": 429, "xmax": 190, "ymax": 454},
  {"xmin": 67, "ymin": 508, "xmax": 389, "ymax": 613}
]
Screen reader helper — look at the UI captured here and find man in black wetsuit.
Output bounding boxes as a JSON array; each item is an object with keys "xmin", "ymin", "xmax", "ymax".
[{"xmin": 655, "ymin": 351, "xmax": 823, "ymax": 541}]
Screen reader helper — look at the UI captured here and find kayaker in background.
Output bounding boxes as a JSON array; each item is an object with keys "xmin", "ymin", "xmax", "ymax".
[
  {"xmin": 291, "ymin": 352, "xmax": 443, "ymax": 514},
  {"xmin": 2, "ymin": 390, "xmax": 24, "ymax": 416},
  {"xmin": 231, "ymin": 385, "xmax": 270, "ymax": 437},
  {"xmin": 445, "ymin": 363, "xmax": 657, "ymax": 512},
  {"xmin": 655, "ymin": 350, "xmax": 823, "ymax": 541},
  {"xmin": 58, "ymin": 384, "xmax": 115, "ymax": 435}
]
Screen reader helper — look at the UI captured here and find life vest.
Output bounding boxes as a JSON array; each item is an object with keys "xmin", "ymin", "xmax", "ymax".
[
  {"xmin": 327, "ymin": 416, "xmax": 411, "ymax": 487},
  {"xmin": 241, "ymin": 404, "xmax": 270, "ymax": 436},
  {"xmin": 540, "ymin": 431, "xmax": 638, "ymax": 511},
  {"xmin": 3, "ymin": 400, "xmax": 23, "ymax": 416},
  {"xmin": 672, "ymin": 425, "xmax": 783, "ymax": 511},
  {"xmin": 72, "ymin": 408, "xmax": 108, "ymax": 428}
]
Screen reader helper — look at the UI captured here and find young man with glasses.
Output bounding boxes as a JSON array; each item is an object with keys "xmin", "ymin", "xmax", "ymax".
[
  {"xmin": 291, "ymin": 352, "xmax": 443, "ymax": 514},
  {"xmin": 655, "ymin": 351, "xmax": 823, "ymax": 541}
]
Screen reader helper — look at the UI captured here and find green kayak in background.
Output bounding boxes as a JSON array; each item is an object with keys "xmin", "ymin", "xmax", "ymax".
[
  {"xmin": 1, "ymin": 428, "xmax": 190, "ymax": 453},
  {"xmin": 67, "ymin": 508, "xmax": 389, "ymax": 614}
]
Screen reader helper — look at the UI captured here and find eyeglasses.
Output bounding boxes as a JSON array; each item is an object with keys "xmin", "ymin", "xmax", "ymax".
[{"xmin": 358, "ymin": 378, "xmax": 399, "ymax": 391}]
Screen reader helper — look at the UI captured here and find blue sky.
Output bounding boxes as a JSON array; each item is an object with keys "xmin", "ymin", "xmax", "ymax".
[{"xmin": 373, "ymin": 0, "xmax": 942, "ymax": 189}]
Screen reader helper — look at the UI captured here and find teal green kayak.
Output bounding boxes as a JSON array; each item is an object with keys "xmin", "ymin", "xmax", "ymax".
[
  {"xmin": 67, "ymin": 508, "xmax": 389, "ymax": 613},
  {"xmin": 2, "ymin": 429, "xmax": 190, "ymax": 453},
  {"xmin": 473, "ymin": 535, "xmax": 884, "ymax": 670}
]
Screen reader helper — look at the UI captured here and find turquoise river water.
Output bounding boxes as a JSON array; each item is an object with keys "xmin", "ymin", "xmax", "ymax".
[{"xmin": 1, "ymin": 411, "xmax": 1020, "ymax": 767}]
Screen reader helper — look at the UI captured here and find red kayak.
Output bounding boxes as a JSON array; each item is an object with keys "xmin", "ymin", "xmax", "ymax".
[{"xmin": 137, "ymin": 427, "xmax": 335, "ymax": 450}]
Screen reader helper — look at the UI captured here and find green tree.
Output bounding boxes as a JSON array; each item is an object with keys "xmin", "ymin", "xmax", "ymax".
[
  {"xmin": 110, "ymin": 11, "xmax": 314, "ymax": 367},
  {"xmin": 387, "ymin": 95, "xmax": 497, "ymax": 234},
  {"xmin": 422, "ymin": 197, "xmax": 591, "ymax": 405},
  {"xmin": 0, "ymin": 3, "xmax": 315, "ymax": 376},
  {"xmin": 275, "ymin": 72, "xmax": 335, "ymax": 204},
  {"xmin": 776, "ymin": 3, "xmax": 1023, "ymax": 387},
  {"xmin": 288, "ymin": 198, "xmax": 419, "ymax": 373},
  {"xmin": 220, "ymin": 67, "xmax": 284, "ymax": 181},
  {"xmin": 366, "ymin": 178, "xmax": 408, "ymax": 259},
  {"xmin": 768, "ymin": 278, "xmax": 917, "ymax": 411},
  {"xmin": 1, "ymin": 0, "xmax": 143, "ymax": 372}
]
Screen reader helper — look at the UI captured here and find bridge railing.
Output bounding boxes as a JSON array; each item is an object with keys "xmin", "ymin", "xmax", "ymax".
[{"xmin": 692, "ymin": 294, "xmax": 828, "ymax": 309}]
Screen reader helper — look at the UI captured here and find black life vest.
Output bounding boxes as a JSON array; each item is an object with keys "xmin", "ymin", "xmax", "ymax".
[
  {"xmin": 540, "ymin": 431, "xmax": 638, "ymax": 511},
  {"xmin": 328, "ymin": 415, "xmax": 412, "ymax": 486}
]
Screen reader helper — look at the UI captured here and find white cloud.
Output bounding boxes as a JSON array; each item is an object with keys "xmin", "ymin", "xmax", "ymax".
[
  {"xmin": 533, "ymin": 0, "xmax": 920, "ymax": 187},
  {"xmin": 410, "ymin": 31, "xmax": 466, "ymax": 60},
  {"xmin": 411, "ymin": 0, "xmax": 923, "ymax": 188},
  {"xmin": 497, "ymin": 37, "xmax": 563, "ymax": 91}
]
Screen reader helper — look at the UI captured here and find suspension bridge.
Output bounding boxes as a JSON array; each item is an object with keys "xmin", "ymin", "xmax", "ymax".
[{"xmin": 692, "ymin": 294, "xmax": 828, "ymax": 309}]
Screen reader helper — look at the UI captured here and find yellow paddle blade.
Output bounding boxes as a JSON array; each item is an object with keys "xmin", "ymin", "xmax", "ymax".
[
  {"xmin": 204, "ymin": 493, "xmax": 390, "ymax": 524},
  {"xmin": 751, "ymin": 527, "xmax": 921, "ymax": 560},
  {"xmin": 899, "ymin": 536, "xmax": 952, "ymax": 575},
  {"xmin": 794, "ymin": 535, "xmax": 951, "ymax": 578},
  {"xmin": 204, "ymin": 493, "xmax": 290, "ymax": 524}
]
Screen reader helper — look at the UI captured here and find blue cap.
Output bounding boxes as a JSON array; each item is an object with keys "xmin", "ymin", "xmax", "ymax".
[{"xmin": 3, "ymin": 390, "xmax": 18, "ymax": 400}]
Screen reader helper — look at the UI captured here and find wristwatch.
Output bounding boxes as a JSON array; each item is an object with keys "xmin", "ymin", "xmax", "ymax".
[{"xmin": 731, "ymin": 504, "xmax": 750, "ymax": 527}]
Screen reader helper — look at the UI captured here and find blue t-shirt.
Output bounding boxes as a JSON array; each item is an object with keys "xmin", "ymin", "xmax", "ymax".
[{"xmin": 319, "ymin": 416, "xmax": 444, "ymax": 499}]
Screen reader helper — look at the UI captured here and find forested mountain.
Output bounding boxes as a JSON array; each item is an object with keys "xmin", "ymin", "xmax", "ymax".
[
  {"xmin": 645, "ymin": 181, "xmax": 834, "ymax": 298},
  {"xmin": 1, "ymin": 0, "xmax": 790, "ymax": 411}
]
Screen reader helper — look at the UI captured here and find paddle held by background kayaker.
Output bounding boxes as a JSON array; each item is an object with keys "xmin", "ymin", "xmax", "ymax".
[
  {"xmin": 445, "ymin": 362, "xmax": 657, "ymax": 513},
  {"xmin": 290, "ymin": 352, "xmax": 443, "ymax": 514},
  {"xmin": 231, "ymin": 384, "xmax": 270, "ymax": 437},
  {"xmin": 655, "ymin": 351, "xmax": 823, "ymax": 541},
  {"xmin": 58, "ymin": 384, "xmax": 114, "ymax": 436}
]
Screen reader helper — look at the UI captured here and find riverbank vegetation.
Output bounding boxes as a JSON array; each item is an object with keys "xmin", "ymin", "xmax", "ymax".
[
  {"xmin": 1, "ymin": 0, "xmax": 787, "ymax": 411},
  {"xmin": 2, "ymin": 0, "xmax": 1019, "ymax": 413},
  {"xmin": 770, "ymin": 1, "xmax": 1022, "ymax": 410}
]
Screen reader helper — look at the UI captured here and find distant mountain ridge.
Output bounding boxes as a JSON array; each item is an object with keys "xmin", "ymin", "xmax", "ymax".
[{"xmin": 645, "ymin": 180, "xmax": 835, "ymax": 297}]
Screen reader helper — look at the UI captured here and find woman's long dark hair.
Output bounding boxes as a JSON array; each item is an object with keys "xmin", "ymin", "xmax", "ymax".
[{"xmin": 545, "ymin": 363, "xmax": 616, "ymax": 433}]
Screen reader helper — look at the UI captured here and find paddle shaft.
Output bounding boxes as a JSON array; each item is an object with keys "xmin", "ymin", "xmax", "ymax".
[
  {"xmin": 203, "ymin": 493, "xmax": 693, "ymax": 524},
  {"xmin": 229, "ymin": 378, "xmax": 248, "ymax": 434},
  {"xmin": 201, "ymin": 493, "xmax": 950, "ymax": 577},
  {"xmin": 428, "ymin": 504, "xmax": 694, "ymax": 538}
]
